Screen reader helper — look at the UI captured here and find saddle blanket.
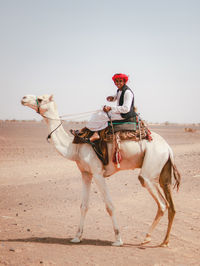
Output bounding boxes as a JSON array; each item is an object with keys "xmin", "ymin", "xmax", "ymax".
[{"xmin": 71, "ymin": 122, "xmax": 152, "ymax": 166}]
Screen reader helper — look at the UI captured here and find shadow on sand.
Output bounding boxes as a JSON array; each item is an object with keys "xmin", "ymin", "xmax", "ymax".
[
  {"xmin": 0, "ymin": 237, "xmax": 161, "ymax": 249},
  {"xmin": 1, "ymin": 237, "xmax": 112, "ymax": 247}
]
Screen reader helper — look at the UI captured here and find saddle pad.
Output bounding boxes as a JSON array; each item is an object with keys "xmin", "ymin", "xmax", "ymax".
[
  {"xmin": 112, "ymin": 122, "xmax": 137, "ymax": 132},
  {"xmin": 70, "ymin": 123, "xmax": 152, "ymax": 165},
  {"xmin": 103, "ymin": 126, "xmax": 149, "ymax": 142}
]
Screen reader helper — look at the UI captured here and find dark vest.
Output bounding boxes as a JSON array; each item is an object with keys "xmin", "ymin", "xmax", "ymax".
[{"xmin": 118, "ymin": 85, "xmax": 135, "ymax": 119}]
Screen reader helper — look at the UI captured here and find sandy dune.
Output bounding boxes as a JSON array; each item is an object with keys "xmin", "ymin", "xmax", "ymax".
[{"xmin": 0, "ymin": 121, "xmax": 200, "ymax": 265}]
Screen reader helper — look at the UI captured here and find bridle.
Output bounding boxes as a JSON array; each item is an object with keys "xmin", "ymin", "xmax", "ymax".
[
  {"xmin": 35, "ymin": 97, "xmax": 63, "ymax": 142},
  {"xmin": 35, "ymin": 97, "xmax": 40, "ymax": 114}
]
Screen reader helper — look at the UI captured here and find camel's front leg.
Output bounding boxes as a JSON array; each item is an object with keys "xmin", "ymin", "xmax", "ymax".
[
  {"xmin": 71, "ymin": 171, "xmax": 92, "ymax": 243},
  {"xmin": 93, "ymin": 174, "xmax": 123, "ymax": 246}
]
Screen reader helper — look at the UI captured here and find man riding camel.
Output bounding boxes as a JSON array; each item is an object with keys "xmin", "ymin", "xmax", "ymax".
[{"xmin": 86, "ymin": 73, "xmax": 135, "ymax": 142}]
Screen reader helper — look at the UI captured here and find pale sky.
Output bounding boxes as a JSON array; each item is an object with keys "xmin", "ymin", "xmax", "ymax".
[{"xmin": 0, "ymin": 0, "xmax": 199, "ymax": 123}]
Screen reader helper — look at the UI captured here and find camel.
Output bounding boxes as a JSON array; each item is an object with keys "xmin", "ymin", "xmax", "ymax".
[
  {"xmin": 21, "ymin": 94, "xmax": 181, "ymax": 247},
  {"xmin": 184, "ymin": 127, "xmax": 196, "ymax": 133}
]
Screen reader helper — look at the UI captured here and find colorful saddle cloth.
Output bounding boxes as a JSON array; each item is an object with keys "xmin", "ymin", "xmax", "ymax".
[{"xmin": 71, "ymin": 120, "xmax": 152, "ymax": 166}]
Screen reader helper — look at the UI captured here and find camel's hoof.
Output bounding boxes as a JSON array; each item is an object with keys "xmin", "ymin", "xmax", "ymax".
[
  {"xmin": 70, "ymin": 237, "xmax": 82, "ymax": 243},
  {"xmin": 112, "ymin": 240, "xmax": 123, "ymax": 247},
  {"xmin": 141, "ymin": 236, "xmax": 151, "ymax": 245},
  {"xmin": 160, "ymin": 242, "xmax": 169, "ymax": 248}
]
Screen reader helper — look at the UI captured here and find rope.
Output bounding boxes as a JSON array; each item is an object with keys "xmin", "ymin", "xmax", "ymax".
[
  {"xmin": 106, "ymin": 112, "xmax": 114, "ymax": 137},
  {"xmin": 41, "ymin": 109, "xmax": 100, "ymax": 122},
  {"xmin": 60, "ymin": 109, "xmax": 100, "ymax": 119},
  {"xmin": 46, "ymin": 121, "xmax": 63, "ymax": 143}
]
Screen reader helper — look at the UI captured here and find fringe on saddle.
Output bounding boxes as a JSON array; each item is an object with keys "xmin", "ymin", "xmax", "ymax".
[{"xmin": 71, "ymin": 119, "xmax": 152, "ymax": 166}]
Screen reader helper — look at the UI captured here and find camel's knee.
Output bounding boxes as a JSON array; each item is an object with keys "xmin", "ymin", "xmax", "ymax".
[
  {"xmin": 168, "ymin": 206, "xmax": 176, "ymax": 218},
  {"xmin": 114, "ymin": 229, "xmax": 120, "ymax": 236},
  {"xmin": 138, "ymin": 175, "xmax": 145, "ymax": 187},
  {"xmin": 138, "ymin": 175, "xmax": 156, "ymax": 188},
  {"xmin": 106, "ymin": 204, "xmax": 114, "ymax": 216},
  {"xmin": 159, "ymin": 206, "xmax": 166, "ymax": 216},
  {"xmin": 80, "ymin": 204, "xmax": 89, "ymax": 215}
]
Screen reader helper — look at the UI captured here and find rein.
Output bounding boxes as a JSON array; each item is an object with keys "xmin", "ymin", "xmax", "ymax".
[
  {"xmin": 106, "ymin": 110, "xmax": 115, "ymax": 138},
  {"xmin": 46, "ymin": 122, "xmax": 63, "ymax": 143}
]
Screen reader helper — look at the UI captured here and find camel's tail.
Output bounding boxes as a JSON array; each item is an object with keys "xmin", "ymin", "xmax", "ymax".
[
  {"xmin": 168, "ymin": 147, "xmax": 181, "ymax": 191},
  {"xmin": 171, "ymin": 163, "xmax": 181, "ymax": 191}
]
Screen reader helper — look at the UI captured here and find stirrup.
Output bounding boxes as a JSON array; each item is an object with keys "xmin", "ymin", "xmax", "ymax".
[{"xmin": 70, "ymin": 129, "xmax": 80, "ymax": 136}]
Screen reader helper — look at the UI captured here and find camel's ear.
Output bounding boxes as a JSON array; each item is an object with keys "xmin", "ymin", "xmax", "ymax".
[{"xmin": 49, "ymin": 94, "xmax": 54, "ymax": 101}]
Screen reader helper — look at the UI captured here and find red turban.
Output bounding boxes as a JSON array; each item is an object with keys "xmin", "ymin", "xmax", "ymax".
[{"xmin": 112, "ymin": 73, "xmax": 129, "ymax": 83}]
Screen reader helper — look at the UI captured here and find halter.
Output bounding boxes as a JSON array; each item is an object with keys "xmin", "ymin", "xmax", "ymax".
[
  {"xmin": 35, "ymin": 97, "xmax": 40, "ymax": 114},
  {"xmin": 35, "ymin": 97, "xmax": 62, "ymax": 142}
]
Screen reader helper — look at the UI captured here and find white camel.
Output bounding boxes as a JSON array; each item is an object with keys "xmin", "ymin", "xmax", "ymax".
[{"xmin": 21, "ymin": 94, "xmax": 181, "ymax": 247}]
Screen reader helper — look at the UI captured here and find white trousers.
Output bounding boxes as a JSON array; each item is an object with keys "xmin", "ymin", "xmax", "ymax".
[{"xmin": 86, "ymin": 110, "xmax": 123, "ymax": 131}]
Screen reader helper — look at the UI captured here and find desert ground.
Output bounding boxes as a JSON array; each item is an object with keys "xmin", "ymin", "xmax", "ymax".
[{"xmin": 0, "ymin": 121, "xmax": 200, "ymax": 266}]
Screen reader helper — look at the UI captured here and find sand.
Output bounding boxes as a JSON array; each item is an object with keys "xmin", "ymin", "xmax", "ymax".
[{"xmin": 0, "ymin": 121, "xmax": 200, "ymax": 265}]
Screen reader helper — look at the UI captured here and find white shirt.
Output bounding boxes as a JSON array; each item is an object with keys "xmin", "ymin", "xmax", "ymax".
[
  {"xmin": 86, "ymin": 89, "xmax": 134, "ymax": 131},
  {"xmin": 111, "ymin": 89, "xmax": 133, "ymax": 114}
]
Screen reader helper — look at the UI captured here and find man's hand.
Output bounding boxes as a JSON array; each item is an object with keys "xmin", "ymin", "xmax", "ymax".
[
  {"xmin": 106, "ymin": 96, "xmax": 114, "ymax": 102},
  {"xmin": 103, "ymin": 105, "xmax": 111, "ymax": 113}
]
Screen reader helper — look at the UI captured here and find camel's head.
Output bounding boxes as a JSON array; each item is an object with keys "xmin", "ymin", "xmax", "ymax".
[{"xmin": 21, "ymin": 94, "xmax": 57, "ymax": 118}]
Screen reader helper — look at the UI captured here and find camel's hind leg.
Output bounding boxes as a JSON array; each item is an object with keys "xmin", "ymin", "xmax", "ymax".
[
  {"xmin": 138, "ymin": 175, "xmax": 168, "ymax": 245},
  {"xmin": 159, "ymin": 159, "xmax": 176, "ymax": 247}
]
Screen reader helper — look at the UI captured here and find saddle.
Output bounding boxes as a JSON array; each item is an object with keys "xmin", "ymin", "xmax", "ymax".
[{"xmin": 71, "ymin": 116, "xmax": 152, "ymax": 166}]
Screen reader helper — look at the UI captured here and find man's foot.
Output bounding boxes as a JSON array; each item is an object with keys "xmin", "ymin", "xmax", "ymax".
[{"xmin": 90, "ymin": 132, "xmax": 100, "ymax": 142}]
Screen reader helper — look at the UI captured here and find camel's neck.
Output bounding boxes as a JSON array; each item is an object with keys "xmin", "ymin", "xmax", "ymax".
[{"xmin": 45, "ymin": 111, "xmax": 77, "ymax": 161}]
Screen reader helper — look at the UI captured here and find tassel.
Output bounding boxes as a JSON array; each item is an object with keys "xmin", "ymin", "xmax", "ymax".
[
  {"xmin": 147, "ymin": 129, "xmax": 152, "ymax": 141},
  {"xmin": 116, "ymin": 150, "xmax": 122, "ymax": 168}
]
